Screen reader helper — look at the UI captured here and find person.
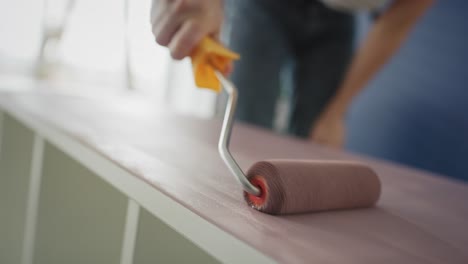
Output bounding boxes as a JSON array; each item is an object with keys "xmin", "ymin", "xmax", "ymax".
[
  {"xmin": 220, "ymin": 0, "xmax": 355, "ymax": 138},
  {"xmin": 150, "ymin": 0, "xmax": 433, "ymax": 147},
  {"xmin": 310, "ymin": 0, "xmax": 433, "ymax": 147},
  {"xmin": 151, "ymin": 0, "xmax": 357, "ymax": 139},
  {"xmin": 345, "ymin": 0, "xmax": 468, "ymax": 182}
]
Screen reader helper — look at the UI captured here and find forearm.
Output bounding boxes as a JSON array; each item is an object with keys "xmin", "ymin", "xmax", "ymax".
[{"xmin": 325, "ymin": 0, "xmax": 434, "ymax": 117}]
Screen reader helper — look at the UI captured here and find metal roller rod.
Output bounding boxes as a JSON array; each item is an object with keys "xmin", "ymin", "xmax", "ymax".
[{"xmin": 215, "ymin": 71, "xmax": 261, "ymax": 196}]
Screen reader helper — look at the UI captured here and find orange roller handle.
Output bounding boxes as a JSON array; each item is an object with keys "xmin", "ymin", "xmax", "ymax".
[{"xmin": 190, "ymin": 37, "xmax": 240, "ymax": 92}]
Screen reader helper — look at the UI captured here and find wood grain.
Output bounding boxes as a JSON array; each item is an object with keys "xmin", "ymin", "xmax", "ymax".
[{"xmin": 0, "ymin": 90, "xmax": 467, "ymax": 263}]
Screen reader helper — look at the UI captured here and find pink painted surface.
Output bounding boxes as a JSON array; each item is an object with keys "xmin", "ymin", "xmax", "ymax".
[{"xmin": 1, "ymin": 90, "xmax": 467, "ymax": 263}]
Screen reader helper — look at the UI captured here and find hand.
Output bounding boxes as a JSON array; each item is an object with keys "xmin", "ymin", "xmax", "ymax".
[
  {"xmin": 309, "ymin": 110, "xmax": 345, "ymax": 149},
  {"xmin": 151, "ymin": 0, "xmax": 224, "ymax": 60}
]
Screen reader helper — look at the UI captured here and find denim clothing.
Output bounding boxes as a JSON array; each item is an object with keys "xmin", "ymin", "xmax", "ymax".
[{"xmin": 223, "ymin": 0, "xmax": 355, "ymax": 137}]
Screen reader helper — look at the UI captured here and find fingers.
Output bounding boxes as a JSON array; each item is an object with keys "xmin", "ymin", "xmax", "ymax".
[
  {"xmin": 153, "ymin": 13, "xmax": 180, "ymax": 46},
  {"xmin": 152, "ymin": 0, "xmax": 185, "ymax": 46},
  {"xmin": 150, "ymin": 0, "xmax": 168, "ymax": 25},
  {"xmin": 309, "ymin": 112, "xmax": 346, "ymax": 149},
  {"xmin": 150, "ymin": 0, "xmax": 160, "ymax": 24},
  {"xmin": 150, "ymin": 0, "xmax": 223, "ymax": 60},
  {"xmin": 168, "ymin": 20, "xmax": 205, "ymax": 60}
]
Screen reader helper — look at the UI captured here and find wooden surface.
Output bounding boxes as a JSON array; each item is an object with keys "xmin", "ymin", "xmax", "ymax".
[{"xmin": 1, "ymin": 89, "xmax": 467, "ymax": 263}]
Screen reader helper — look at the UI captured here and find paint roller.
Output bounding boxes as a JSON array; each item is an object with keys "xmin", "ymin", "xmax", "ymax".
[{"xmin": 191, "ymin": 37, "xmax": 381, "ymax": 215}]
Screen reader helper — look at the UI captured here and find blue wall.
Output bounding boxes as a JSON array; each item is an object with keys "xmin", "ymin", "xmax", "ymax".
[{"xmin": 346, "ymin": 0, "xmax": 468, "ymax": 181}]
